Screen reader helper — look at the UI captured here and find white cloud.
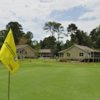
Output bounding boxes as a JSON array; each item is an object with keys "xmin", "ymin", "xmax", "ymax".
[
  {"xmin": 62, "ymin": 19, "xmax": 100, "ymax": 33},
  {"xmin": 0, "ymin": 0, "xmax": 99, "ymax": 42},
  {"xmin": 0, "ymin": 0, "xmax": 85, "ymax": 20},
  {"xmin": 79, "ymin": 0, "xmax": 100, "ymax": 20}
]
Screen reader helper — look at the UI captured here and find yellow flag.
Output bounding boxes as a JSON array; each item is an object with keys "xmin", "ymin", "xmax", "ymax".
[{"xmin": 0, "ymin": 29, "xmax": 19, "ymax": 73}]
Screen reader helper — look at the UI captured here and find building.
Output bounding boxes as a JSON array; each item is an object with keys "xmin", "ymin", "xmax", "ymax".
[
  {"xmin": 17, "ymin": 45, "xmax": 35, "ymax": 59},
  {"xmin": 59, "ymin": 44, "xmax": 100, "ymax": 62},
  {"xmin": 39, "ymin": 49, "xmax": 52, "ymax": 58}
]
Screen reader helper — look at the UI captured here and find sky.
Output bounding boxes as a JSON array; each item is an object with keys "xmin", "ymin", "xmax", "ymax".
[{"xmin": 0, "ymin": 0, "xmax": 100, "ymax": 42}]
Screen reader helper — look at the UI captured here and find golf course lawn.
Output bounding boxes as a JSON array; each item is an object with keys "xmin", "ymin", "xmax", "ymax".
[{"xmin": 0, "ymin": 59, "xmax": 100, "ymax": 100}]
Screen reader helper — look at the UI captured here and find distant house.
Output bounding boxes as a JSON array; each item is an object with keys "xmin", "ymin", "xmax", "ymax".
[
  {"xmin": 39, "ymin": 49, "xmax": 52, "ymax": 58},
  {"xmin": 17, "ymin": 45, "xmax": 35, "ymax": 59},
  {"xmin": 59, "ymin": 44, "xmax": 100, "ymax": 62}
]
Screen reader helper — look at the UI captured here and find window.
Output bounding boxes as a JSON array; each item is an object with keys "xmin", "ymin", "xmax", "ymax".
[
  {"xmin": 88, "ymin": 53, "xmax": 90, "ymax": 55},
  {"xmin": 25, "ymin": 51, "xmax": 27, "ymax": 54},
  {"xmin": 66, "ymin": 53, "xmax": 70, "ymax": 57},
  {"xmin": 79, "ymin": 53, "xmax": 84, "ymax": 56},
  {"xmin": 20, "ymin": 50, "xmax": 22, "ymax": 53}
]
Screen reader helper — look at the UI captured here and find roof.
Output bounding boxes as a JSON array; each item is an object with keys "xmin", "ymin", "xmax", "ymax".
[
  {"xmin": 16, "ymin": 44, "xmax": 35, "ymax": 51},
  {"xmin": 16, "ymin": 45, "xmax": 28, "ymax": 49},
  {"xmin": 59, "ymin": 44, "xmax": 100, "ymax": 53},
  {"xmin": 75, "ymin": 44, "xmax": 99, "ymax": 52},
  {"xmin": 39, "ymin": 49, "xmax": 51, "ymax": 53}
]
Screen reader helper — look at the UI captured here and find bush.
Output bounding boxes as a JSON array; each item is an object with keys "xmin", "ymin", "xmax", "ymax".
[{"xmin": 59, "ymin": 58, "xmax": 68, "ymax": 62}]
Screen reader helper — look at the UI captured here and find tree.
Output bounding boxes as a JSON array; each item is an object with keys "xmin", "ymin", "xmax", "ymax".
[
  {"xmin": 40, "ymin": 36, "xmax": 56, "ymax": 49},
  {"xmin": 6, "ymin": 21, "xmax": 25, "ymax": 44},
  {"xmin": 40, "ymin": 36, "xmax": 57, "ymax": 56},
  {"xmin": 56, "ymin": 41, "xmax": 63, "ymax": 56},
  {"xmin": 67, "ymin": 23, "xmax": 92, "ymax": 47},
  {"xmin": 25, "ymin": 31, "xmax": 33, "ymax": 40},
  {"xmin": 43, "ymin": 21, "xmax": 56, "ymax": 36},
  {"xmin": 18, "ymin": 32, "xmax": 33, "ymax": 46},
  {"xmin": 67, "ymin": 23, "xmax": 78, "ymax": 45},
  {"xmin": 67, "ymin": 23, "xmax": 78, "ymax": 44},
  {"xmin": 75, "ymin": 30, "xmax": 92, "ymax": 47},
  {"xmin": 0, "ymin": 30, "xmax": 7, "ymax": 47},
  {"xmin": 54, "ymin": 22, "xmax": 64, "ymax": 42},
  {"xmin": 43, "ymin": 21, "xmax": 64, "ymax": 42},
  {"xmin": 24, "ymin": 31, "xmax": 34, "ymax": 47},
  {"xmin": 96, "ymin": 37, "xmax": 100, "ymax": 48},
  {"xmin": 90, "ymin": 25, "xmax": 100, "ymax": 48},
  {"xmin": 62, "ymin": 40, "xmax": 72, "ymax": 50},
  {"xmin": 67, "ymin": 23, "xmax": 78, "ymax": 36},
  {"xmin": 5, "ymin": 21, "xmax": 34, "ymax": 47},
  {"xmin": 0, "ymin": 21, "xmax": 34, "ymax": 48},
  {"xmin": 33, "ymin": 40, "xmax": 41, "ymax": 57}
]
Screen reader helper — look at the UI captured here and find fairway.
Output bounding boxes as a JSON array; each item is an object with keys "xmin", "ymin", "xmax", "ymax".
[{"xmin": 0, "ymin": 59, "xmax": 100, "ymax": 100}]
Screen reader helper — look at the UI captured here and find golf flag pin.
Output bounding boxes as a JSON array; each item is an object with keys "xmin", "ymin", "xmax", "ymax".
[{"xmin": 0, "ymin": 29, "xmax": 19, "ymax": 73}]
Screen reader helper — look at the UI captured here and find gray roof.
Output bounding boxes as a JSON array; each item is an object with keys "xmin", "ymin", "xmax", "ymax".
[
  {"xmin": 16, "ymin": 45, "xmax": 28, "ymax": 49},
  {"xmin": 59, "ymin": 44, "xmax": 100, "ymax": 53},
  {"xmin": 75, "ymin": 44, "xmax": 99, "ymax": 52},
  {"xmin": 39, "ymin": 49, "xmax": 51, "ymax": 53},
  {"xmin": 16, "ymin": 45, "xmax": 35, "ymax": 52}
]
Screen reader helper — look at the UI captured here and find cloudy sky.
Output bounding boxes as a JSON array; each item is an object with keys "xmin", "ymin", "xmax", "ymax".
[{"xmin": 0, "ymin": 0, "xmax": 100, "ymax": 41}]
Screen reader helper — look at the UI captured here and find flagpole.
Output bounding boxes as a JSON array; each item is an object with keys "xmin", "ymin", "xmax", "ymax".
[
  {"xmin": 0, "ymin": 29, "xmax": 19, "ymax": 100},
  {"xmin": 8, "ymin": 71, "xmax": 11, "ymax": 100}
]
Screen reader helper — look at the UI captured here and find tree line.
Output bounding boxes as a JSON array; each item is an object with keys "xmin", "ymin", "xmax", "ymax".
[
  {"xmin": 0, "ymin": 21, "xmax": 100, "ymax": 57},
  {"xmin": 0, "ymin": 22, "xmax": 33, "ymax": 47},
  {"xmin": 39, "ymin": 21, "xmax": 100, "ymax": 56}
]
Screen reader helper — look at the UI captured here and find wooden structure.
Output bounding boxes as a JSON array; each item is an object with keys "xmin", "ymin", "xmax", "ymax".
[
  {"xmin": 59, "ymin": 44, "xmax": 100, "ymax": 62},
  {"xmin": 17, "ymin": 45, "xmax": 35, "ymax": 59},
  {"xmin": 39, "ymin": 49, "xmax": 52, "ymax": 58}
]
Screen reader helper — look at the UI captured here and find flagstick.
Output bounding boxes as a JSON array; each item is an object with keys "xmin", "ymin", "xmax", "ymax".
[{"xmin": 8, "ymin": 71, "xmax": 11, "ymax": 100}]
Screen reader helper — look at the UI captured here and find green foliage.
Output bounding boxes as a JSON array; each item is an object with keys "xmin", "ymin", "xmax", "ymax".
[
  {"xmin": 67, "ymin": 23, "xmax": 78, "ymax": 35},
  {"xmin": 62, "ymin": 40, "xmax": 72, "ymax": 49},
  {"xmin": 24, "ymin": 31, "xmax": 34, "ymax": 47},
  {"xmin": 59, "ymin": 58, "xmax": 68, "ymax": 62},
  {"xmin": 66, "ymin": 23, "xmax": 93, "ymax": 47},
  {"xmin": 55, "ymin": 42, "xmax": 63, "ymax": 56},
  {"xmin": 40, "ymin": 36, "xmax": 56, "ymax": 49},
  {"xmin": 0, "ymin": 30, "xmax": 7, "ymax": 47},
  {"xmin": 25, "ymin": 31, "xmax": 33, "ymax": 40},
  {"xmin": 43, "ymin": 21, "xmax": 65, "ymax": 41},
  {"xmin": 43, "ymin": 21, "xmax": 57, "ymax": 36},
  {"xmin": 0, "ymin": 21, "xmax": 34, "ymax": 47},
  {"xmin": 42, "ymin": 22, "xmax": 100, "ymax": 56},
  {"xmin": 6, "ymin": 22, "xmax": 25, "ymax": 44},
  {"xmin": 53, "ymin": 22, "xmax": 64, "ymax": 41},
  {"xmin": 33, "ymin": 40, "xmax": 41, "ymax": 57},
  {"xmin": 74, "ymin": 30, "xmax": 92, "ymax": 47},
  {"xmin": 40, "ymin": 36, "xmax": 57, "ymax": 56},
  {"xmin": 0, "ymin": 21, "xmax": 100, "ymax": 54},
  {"xmin": 90, "ymin": 25, "xmax": 100, "ymax": 48}
]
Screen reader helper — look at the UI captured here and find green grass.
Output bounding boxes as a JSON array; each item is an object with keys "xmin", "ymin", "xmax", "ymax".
[{"xmin": 0, "ymin": 59, "xmax": 100, "ymax": 100}]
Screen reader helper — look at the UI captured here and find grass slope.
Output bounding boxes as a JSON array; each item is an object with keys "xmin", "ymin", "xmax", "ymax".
[{"xmin": 0, "ymin": 59, "xmax": 100, "ymax": 100}]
